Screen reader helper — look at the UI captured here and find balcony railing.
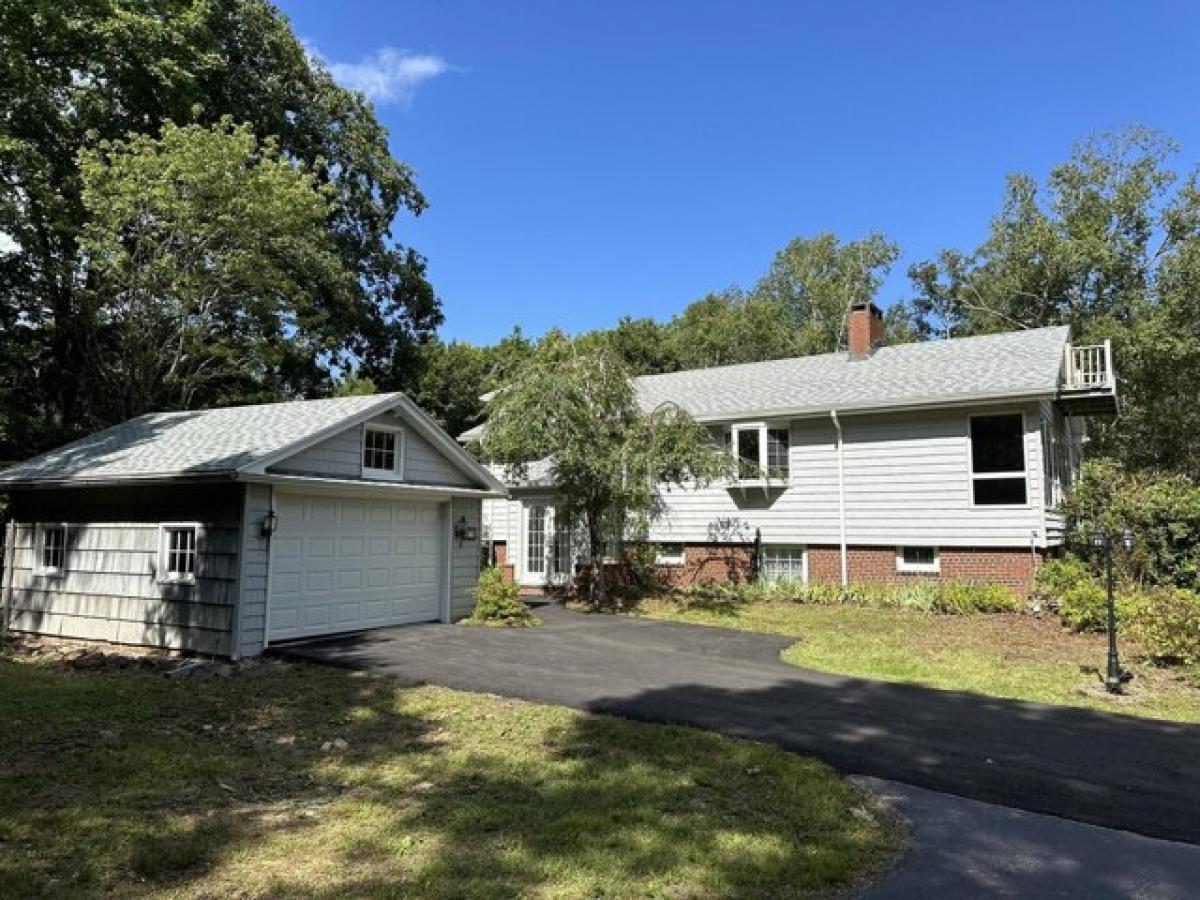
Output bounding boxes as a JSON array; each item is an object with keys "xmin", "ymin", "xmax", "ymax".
[{"xmin": 1063, "ymin": 340, "xmax": 1114, "ymax": 392}]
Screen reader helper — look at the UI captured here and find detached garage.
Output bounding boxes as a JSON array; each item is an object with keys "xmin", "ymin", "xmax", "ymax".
[{"xmin": 0, "ymin": 393, "xmax": 506, "ymax": 657}]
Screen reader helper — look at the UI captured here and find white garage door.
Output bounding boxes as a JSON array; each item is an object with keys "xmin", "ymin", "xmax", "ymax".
[{"xmin": 268, "ymin": 493, "xmax": 444, "ymax": 642}]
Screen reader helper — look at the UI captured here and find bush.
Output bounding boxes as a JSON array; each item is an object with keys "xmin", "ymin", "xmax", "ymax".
[
  {"xmin": 1128, "ymin": 589, "xmax": 1200, "ymax": 667},
  {"xmin": 673, "ymin": 579, "xmax": 1018, "ymax": 615},
  {"xmin": 466, "ymin": 567, "xmax": 538, "ymax": 627},
  {"xmin": 1062, "ymin": 458, "xmax": 1200, "ymax": 591},
  {"xmin": 1033, "ymin": 555, "xmax": 1141, "ymax": 631}
]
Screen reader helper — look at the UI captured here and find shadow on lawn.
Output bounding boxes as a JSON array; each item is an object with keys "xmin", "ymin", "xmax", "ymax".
[{"xmin": 0, "ymin": 657, "xmax": 896, "ymax": 899}]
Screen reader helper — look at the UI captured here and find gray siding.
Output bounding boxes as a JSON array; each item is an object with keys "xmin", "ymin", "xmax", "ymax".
[
  {"xmin": 268, "ymin": 410, "xmax": 475, "ymax": 487},
  {"xmin": 449, "ymin": 498, "xmax": 482, "ymax": 619},
  {"xmin": 4, "ymin": 484, "xmax": 242, "ymax": 654},
  {"xmin": 645, "ymin": 404, "xmax": 1051, "ymax": 548},
  {"xmin": 236, "ymin": 482, "xmax": 272, "ymax": 657}
]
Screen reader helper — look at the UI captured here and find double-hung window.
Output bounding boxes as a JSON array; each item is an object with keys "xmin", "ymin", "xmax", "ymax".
[
  {"xmin": 159, "ymin": 524, "xmax": 198, "ymax": 584},
  {"xmin": 362, "ymin": 425, "xmax": 404, "ymax": 478},
  {"xmin": 729, "ymin": 423, "xmax": 790, "ymax": 483},
  {"xmin": 969, "ymin": 414, "xmax": 1028, "ymax": 506},
  {"xmin": 35, "ymin": 524, "xmax": 68, "ymax": 576}
]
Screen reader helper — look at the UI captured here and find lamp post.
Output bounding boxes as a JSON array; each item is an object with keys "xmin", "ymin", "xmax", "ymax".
[{"xmin": 1091, "ymin": 525, "xmax": 1134, "ymax": 694}]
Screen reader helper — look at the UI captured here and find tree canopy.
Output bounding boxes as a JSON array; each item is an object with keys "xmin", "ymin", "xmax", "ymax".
[
  {"xmin": 480, "ymin": 334, "xmax": 729, "ymax": 602},
  {"xmin": 0, "ymin": 0, "xmax": 438, "ymax": 457}
]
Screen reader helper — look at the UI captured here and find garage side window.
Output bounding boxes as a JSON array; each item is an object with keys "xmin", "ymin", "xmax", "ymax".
[
  {"xmin": 969, "ymin": 414, "xmax": 1028, "ymax": 506},
  {"xmin": 158, "ymin": 524, "xmax": 198, "ymax": 584},
  {"xmin": 34, "ymin": 523, "xmax": 68, "ymax": 576},
  {"xmin": 362, "ymin": 426, "xmax": 404, "ymax": 478}
]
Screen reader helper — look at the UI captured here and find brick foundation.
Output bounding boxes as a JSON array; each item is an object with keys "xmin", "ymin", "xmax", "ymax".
[
  {"xmin": 661, "ymin": 543, "xmax": 1042, "ymax": 593},
  {"xmin": 490, "ymin": 541, "xmax": 516, "ymax": 583},
  {"xmin": 657, "ymin": 544, "xmax": 756, "ymax": 588}
]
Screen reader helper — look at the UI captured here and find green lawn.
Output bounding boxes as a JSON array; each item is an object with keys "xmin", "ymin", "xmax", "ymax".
[
  {"xmin": 633, "ymin": 597, "xmax": 1200, "ymax": 724},
  {"xmin": 0, "ymin": 649, "xmax": 901, "ymax": 899}
]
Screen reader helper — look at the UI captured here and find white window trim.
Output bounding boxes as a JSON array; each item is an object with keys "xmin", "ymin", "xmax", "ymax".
[
  {"xmin": 361, "ymin": 423, "xmax": 406, "ymax": 481},
  {"xmin": 33, "ymin": 523, "xmax": 69, "ymax": 577},
  {"xmin": 157, "ymin": 522, "xmax": 201, "ymax": 585},
  {"xmin": 655, "ymin": 543, "xmax": 686, "ymax": 566},
  {"xmin": 967, "ymin": 411, "xmax": 1030, "ymax": 509},
  {"xmin": 759, "ymin": 544, "xmax": 808, "ymax": 584},
  {"xmin": 729, "ymin": 421, "xmax": 790, "ymax": 485},
  {"xmin": 896, "ymin": 546, "xmax": 940, "ymax": 574}
]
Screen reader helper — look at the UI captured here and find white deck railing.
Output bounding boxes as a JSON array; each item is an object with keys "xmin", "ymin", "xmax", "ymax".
[{"xmin": 1063, "ymin": 340, "xmax": 1113, "ymax": 391}]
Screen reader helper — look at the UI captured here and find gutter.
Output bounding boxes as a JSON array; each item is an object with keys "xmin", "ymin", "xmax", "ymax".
[{"xmin": 830, "ymin": 411, "xmax": 848, "ymax": 588}]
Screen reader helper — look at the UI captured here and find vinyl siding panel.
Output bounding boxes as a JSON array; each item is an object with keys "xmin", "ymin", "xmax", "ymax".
[
  {"xmin": 644, "ymin": 403, "xmax": 1054, "ymax": 549},
  {"xmin": 268, "ymin": 410, "xmax": 475, "ymax": 487},
  {"xmin": 4, "ymin": 484, "xmax": 242, "ymax": 655}
]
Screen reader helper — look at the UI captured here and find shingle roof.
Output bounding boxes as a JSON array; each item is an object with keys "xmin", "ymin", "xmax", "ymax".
[
  {"xmin": 633, "ymin": 326, "xmax": 1070, "ymax": 421},
  {"xmin": 0, "ymin": 393, "xmax": 405, "ymax": 485}
]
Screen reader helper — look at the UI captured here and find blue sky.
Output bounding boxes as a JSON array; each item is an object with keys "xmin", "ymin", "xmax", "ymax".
[{"xmin": 279, "ymin": 0, "xmax": 1200, "ymax": 345}]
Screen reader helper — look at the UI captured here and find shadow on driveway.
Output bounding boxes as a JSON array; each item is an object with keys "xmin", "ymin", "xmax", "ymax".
[{"xmin": 275, "ymin": 602, "xmax": 1200, "ymax": 845}]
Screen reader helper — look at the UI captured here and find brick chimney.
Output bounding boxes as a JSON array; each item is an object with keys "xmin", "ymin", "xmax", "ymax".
[{"xmin": 847, "ymin": 301, "xmax": 885, "ymax": 359}]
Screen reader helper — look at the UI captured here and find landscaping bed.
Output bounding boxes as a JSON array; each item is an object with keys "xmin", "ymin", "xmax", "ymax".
[
  {"xmin": 0, "ymin": 646, "xmax": 902, "ymax": 899},
  {"xmin": 632, "ymin": 595, "xmax": 1200, "ymax": 723}
]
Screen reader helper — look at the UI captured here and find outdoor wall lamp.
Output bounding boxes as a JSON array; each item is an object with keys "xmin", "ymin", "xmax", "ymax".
[
  {"xmin": 454, "ymin": 515, "xmax": 478, "ymax": 546},
  {"xmin": 260, "ymin": 510, "xmax": 278, "ymax": 539},
  {"xmin": 1091, "ymin": 525, "xmax": 1135, "ymax": 693}
]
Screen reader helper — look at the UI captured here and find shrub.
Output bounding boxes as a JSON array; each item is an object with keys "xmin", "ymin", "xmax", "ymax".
[
  {"xmin": 673, "ymin": 579, "xmax": 1017, "ymax": 615},
  {"xmin": 466, "ymin": 567, "xmax": 538, "ymax": 627},
  {"xmin": 1062, "ymin": 458, "xmax": 1200, "ymax": 591},
  {"xmin": 1033, "ymin": 555, "xmax": 1142, "ymax": 631},
  {"xmin": 1128, "ymin": 589, "xmax": 1200, "ymax": 667}
]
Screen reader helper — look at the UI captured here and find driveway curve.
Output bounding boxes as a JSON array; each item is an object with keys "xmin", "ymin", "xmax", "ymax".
[{"xmin": 276, "ymin": 601, "xmax": 1200, "ymax": 847}]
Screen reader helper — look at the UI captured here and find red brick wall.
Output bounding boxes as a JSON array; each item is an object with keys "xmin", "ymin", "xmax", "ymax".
[
  {"xmin": 807, "ymin": 545, "xmax": 1041, "ymax": 592},
  {"xmin": 491, "ymin": 541, "xmax": 515, "ymax": 583},
  {"xmin": 661, "ymin": 543, "xmax": 1042, "ymax": 593},
  {"xmin": 657, "ymin": 544, "xmax": 755, "ymax": 588}
]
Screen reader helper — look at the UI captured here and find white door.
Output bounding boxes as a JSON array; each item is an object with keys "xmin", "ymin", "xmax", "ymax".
[
  {"xmin": 521, "ymin": 502, "xmax": 573, "ymax": 587},
  {"xmin": 268, "ymin": 492, "xmax": 443, "ymax": 642}
]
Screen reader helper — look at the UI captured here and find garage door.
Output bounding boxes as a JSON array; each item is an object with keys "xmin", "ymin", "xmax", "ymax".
[{"xmin": 268, "ymin": 493, "xmax": 444, "ymax": 642}]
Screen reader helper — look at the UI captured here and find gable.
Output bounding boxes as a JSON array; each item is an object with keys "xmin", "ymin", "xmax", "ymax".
[{"xmin": 267, "ymin": 409, "xmax": 477, "ymax": 487}]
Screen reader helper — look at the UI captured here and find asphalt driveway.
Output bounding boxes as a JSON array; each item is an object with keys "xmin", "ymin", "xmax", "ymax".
[{"xmin": 276, "ymin": 601, "xmax": 1200, "ymax": 847}]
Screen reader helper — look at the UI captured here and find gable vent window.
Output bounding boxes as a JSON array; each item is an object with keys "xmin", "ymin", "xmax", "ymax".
[
  {"xmin": 362, "ymin": 426, "xmax": 403, "ymax": 477},
  {"xmin": 159, "ymin": 525, "xmax": 198, "ymax": 583},
  {"xmin": 969, "ymin": 414, "xmax": 1028, "ymax": 506},
  {"xmin": 35, "ymin": 524, "xmax": 68, "ymax": 575}
]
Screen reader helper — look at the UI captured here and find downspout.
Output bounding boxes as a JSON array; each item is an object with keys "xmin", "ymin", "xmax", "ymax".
[
  {"xmin": 830, "ymin": 411, "xmax": 848, "ymax": 588},
  {"xmin": 1, "ymin": 518, "xmax": 14, "ymax": 636}
]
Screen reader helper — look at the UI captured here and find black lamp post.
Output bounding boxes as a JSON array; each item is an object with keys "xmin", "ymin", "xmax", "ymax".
[{"xmin": 1091, "ymin": 525, "xmax": 1134, "ymax": 694}]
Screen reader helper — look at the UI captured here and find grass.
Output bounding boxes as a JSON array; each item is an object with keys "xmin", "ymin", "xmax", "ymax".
[
  {"xmin": 633, "ymin": 596, "xmax": 1200, "ymax": 724},
  {"xmin": 0, "ymin": 649, "xmax": 902, "ymax": 899}
]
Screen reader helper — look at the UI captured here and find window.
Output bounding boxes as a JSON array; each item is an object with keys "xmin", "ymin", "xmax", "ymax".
[
  {"xmin": 730, "ymin": 423, "xmax": 790, "ymax": 483},
  {"xmin": 159, "ymin": 525, "xmax": 198, "ymax": 583},
  {"xmin": 760, "ymin": 545, "xmax": 806, "ymax": 584},
  {"xmin": 35, "ymin": 524, "xmax": 67, "ymax": 575},
  {"xmin": 655, "ymin": 543, "xmax": 686, "ymax": 566},
  {"xmin": 526, "ymin": 504, "xmax": 547, "ymax": 575},
  {"xmin": 767, "ymin": 428, "xmax": 790, "ymax": 479},
  {"xmin": 736, "ymin": 428, "xmax": 760, "ymax": 480},
  {"xmin": 897, "ymin": 546, "xmax": 940, "ymax": 573},
  {"xmin": 969, "ymin": 414, "xmax": 1027, "ymax": 506},
  {"xmin": 362, "ymin": 426, "xmax": 403, "ymax": 476}
]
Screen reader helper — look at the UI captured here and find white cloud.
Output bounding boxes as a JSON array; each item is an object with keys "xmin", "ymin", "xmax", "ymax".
[
  {"xmin": 313, "ymin": 46, "xmax": 454, "ymax": 107},
  {"xmin": 0, "ymin": 231, "xmax": 20, "ymax": 256}
]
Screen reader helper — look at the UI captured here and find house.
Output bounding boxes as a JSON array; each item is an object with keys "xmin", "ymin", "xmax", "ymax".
[
  {"xmin": 0, "ymin": 393, "xmax": 506, "ymax": 657},
  {"xmin": 465, "ymin": 303, "xmax": 1118, "ymax": 593}
]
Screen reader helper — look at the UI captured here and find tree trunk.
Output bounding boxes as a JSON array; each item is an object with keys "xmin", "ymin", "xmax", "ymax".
[{"xmin": 586, "ymin": 506, "xmax": 606, "ymax": 609}]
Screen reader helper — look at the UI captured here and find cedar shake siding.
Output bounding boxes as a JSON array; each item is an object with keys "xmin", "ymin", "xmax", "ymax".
[{"xmin": 5, "ymin": 484, "xmax": 243, "ymax": 655}]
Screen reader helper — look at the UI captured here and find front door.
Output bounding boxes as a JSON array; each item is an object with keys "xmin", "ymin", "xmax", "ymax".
[{"xmin": 522, "ymin": 502, "xmax": 573, "ymax": 586}]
